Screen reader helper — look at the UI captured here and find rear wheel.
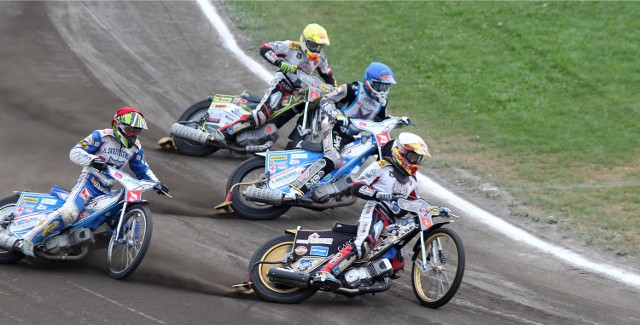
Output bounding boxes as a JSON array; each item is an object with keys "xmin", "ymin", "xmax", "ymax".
[
  {"xmin": 412, "ymin": 227, "xmax": 465, "ymax": 308},
  {"xmin": 0, "ymin": 196, "xmax": 25, "ymax": 264},
  {"xmin": 173, "ymin": 99, "xmax": 219, "ymax": 157},
  {"xmin": 106, "ymin": 205, "xmax": 153, "ymax": 280},
  {"xmin": 227, "ymin": 156, "xmax": 290, "ymax": 220},
  {"xmin": 249, "ymin": 234, "xmax": 317, "ymax": 303}
]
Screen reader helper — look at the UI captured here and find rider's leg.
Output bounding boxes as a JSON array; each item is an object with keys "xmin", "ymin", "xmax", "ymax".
[
  {"xmin": 17, "ymin": 174, "xmax": 99, "ymax": 256},
  {"xmin": 252, "ymin": 75, "xmax": 294, "ymax": 128},
  {"xmin": 287, "ymin": 157, "xmax": 335, "ymax": 198},
  {"xmin": 314, "ymin": 202, "xmax": 390, "ymax": 288},
  {"xmin": 286, "ymin": 121, "xmax": 341, "ymax": 198}
]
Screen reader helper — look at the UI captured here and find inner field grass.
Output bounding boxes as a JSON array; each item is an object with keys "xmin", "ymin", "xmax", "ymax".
[{"xmin": 222, "ymin": 1, "xmax": 640, "ymax": 260}]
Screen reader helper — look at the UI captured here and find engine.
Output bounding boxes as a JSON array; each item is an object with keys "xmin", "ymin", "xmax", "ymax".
[
  {"xmin": 312, "ymin": 174, "xmax": 353, "ymax": 201},
  {"xmin": 44, "ymin": 228, "xmax": 94, "ymax": 255},
  {"xmin": 343, "ymin": 258, "xmax": 393, "ymax": 287}
]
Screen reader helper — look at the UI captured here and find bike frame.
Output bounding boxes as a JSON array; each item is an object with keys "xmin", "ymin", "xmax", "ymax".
[
  {"xmin": 7, "ymin": 166, "xmax": 158, "ymax": 245},
  {"xmin": 259, "ymin": 117, "xmax": 401, "ymax": 193}
]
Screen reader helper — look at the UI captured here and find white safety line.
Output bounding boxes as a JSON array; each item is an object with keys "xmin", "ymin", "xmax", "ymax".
[
  {"xmin": 67, "ymin": 281, "xmax": 167, "ymax": 324},
  {"xmin": 195, "ymin": 0, "xmax": 640, "ymax": 290}
]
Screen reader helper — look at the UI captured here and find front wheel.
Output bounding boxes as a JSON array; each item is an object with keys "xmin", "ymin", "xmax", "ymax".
[
  {"xmin": 227, "ymin": 156, "xmax": 291, "ymax": 220},
  {"xmin": 173, "ymin": 99, "xmax": 219, "ymax": 157},
  {"xmin": 0, "ymin": 195, "xmax": 25, "ymax": 264},
  {"xmin": 106, "ymin": 204, "xmax": 153, "ymax": 280},
  {"xmin": 412, "ymin": 227, "xmax": 465, "ymax": 308},
  {"xmin": 249, "ymin": 234, "xmax": 317, "ymax": 303}
]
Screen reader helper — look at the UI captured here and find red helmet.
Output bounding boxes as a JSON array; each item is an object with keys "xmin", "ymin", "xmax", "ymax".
[{"xmin": 112, "ymin": 107, "xmax": 147, "ymax": 148}]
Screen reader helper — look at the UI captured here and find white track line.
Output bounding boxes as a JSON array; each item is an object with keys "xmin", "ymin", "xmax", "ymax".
[{"xmin": 195, "ymin": 0, "xmax": 640, "ymax": 290}]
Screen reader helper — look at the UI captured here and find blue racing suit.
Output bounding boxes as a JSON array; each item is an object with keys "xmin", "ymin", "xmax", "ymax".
[
  {"xmin": 23, "ymin": 129, "xmax": 158, "ymax": 246},
  {"xmin": 289, "ymin": 81, "xmax": 389, "ymax": 194}
]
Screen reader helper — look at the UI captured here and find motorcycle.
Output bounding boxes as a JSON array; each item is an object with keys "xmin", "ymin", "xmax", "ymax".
[
  {"xmin": 0, "ymin": 165, "xmax": 171, "ymax": 280},
  {"xmin": 233, "ymin": 198, "xmax": 465, "ymax": 308},
  {"xmin": 215, "ymin": 116, "xmax": 412, "ymax": 220},
  {"xmin": 162, "ymin": 69, "xmax": 333, "ymax": 156}
]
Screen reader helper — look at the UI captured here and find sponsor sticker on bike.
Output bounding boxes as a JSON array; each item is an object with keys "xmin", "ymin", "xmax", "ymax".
[
  {"xmin": 126, "ymin": 190, "xmax": 142, "ymax": 202},
  {"xmin": 295, "ymin": 246, "xmax": 308, "ymax": 255},
  {"xmin": 309, "ymin": 246, "xmax": 329, "ymax": 257}
]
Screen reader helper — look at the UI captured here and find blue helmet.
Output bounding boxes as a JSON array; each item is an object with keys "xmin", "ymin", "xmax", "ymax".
[{"xmin": 363, "ymin": 62, "xmax": 396, "ymax": 101}]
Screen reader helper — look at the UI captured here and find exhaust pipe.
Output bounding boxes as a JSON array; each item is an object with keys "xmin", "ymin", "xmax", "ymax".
[
  {"xmin": 171, "ymin": 123, "xmax": 220, "ymax": 145},
  {"xmin": 267, "ymin": 267, "xmax": 310, "ymax": 288},
  {"xmin": 244, "ymin": 185, "xmax": 284, "ymax": 205}
]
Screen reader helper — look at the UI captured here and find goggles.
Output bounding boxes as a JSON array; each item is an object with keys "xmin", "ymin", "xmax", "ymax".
[
  {"xmin": 120, "ymin": 124, "xmax": 143, "ymax": 137},
  {"xmin": 405, "ymin": 151, "xmax": 425, "ymax": 165},
  {"xmin": 370, "ymin": 80, "xmax": 392, "ymax": 92},
  {"xmin": 305, "ymin": 40, "xmax": 325, "ymax": 53}
]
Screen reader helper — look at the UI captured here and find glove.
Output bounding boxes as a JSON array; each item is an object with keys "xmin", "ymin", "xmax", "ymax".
[
  {"xmin": 400, "ymin": 116, "xmax": 411, "ymax": 125},
  {"xmin": 375, "ymin": 191, "xmax": 393, "ymax": 202},
  {"xmin": 90, "ymin": 158, "xmax": 107, "ymax": 171},
  {"xmin": 439, "ymin": 207, "xmax": 452, "ymax": 218},
  {"xmin": 153, "ymin": 182, "xmax": 169, "ymax": 195},
  {"xmin": 278, "ymin": 60, "xmax": 298, "ymax": 73}
]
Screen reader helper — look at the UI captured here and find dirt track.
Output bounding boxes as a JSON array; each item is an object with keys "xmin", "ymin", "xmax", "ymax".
[{"xmin": 0, "ymin": 2, "xmax": 638, "ymax": 324}]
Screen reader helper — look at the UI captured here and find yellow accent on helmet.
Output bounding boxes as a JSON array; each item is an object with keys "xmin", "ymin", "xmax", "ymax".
[
  {"xmin": 301, "ymin": 23, "xmax": 330, "ymax": 45},
  {"xmin": 300, "ymin": 23, "xmax": 330, "ymax": 61}
]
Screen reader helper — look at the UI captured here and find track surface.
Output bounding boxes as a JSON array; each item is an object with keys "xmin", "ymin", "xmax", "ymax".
[{"xmin": 0, "ymin": 2, "xmax": 638, "ymax": 324}]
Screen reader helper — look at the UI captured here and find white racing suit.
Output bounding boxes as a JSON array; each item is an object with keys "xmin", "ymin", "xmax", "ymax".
[
  {"xmin": 21, "ymin": 129, "xmax": 159, "ymax": 253},
  {"xmin": 318, "ymin": 159, "xmax": 419, "ymax": 277},
  {"xmin": 289, "ymin": 81, "xmax": 388, "ymax": 195},
  {"xmin": 228, "ymin": 39, "xmax": 335, "ymax": 135}
]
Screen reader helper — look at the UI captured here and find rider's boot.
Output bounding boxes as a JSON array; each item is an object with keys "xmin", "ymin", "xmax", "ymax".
[
  {"xmin": 218, "ymin": 116, "xmax": 256, "ymax": 141},
  {"xmin": 391, "ymin": 251, "xmax": 405, "ymax": 279},
  {"xmin": 284, "ymin": 158, "xmax": 333, "ymax": 201}
]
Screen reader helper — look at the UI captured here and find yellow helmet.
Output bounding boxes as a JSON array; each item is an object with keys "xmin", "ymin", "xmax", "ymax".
[{"xmin": 300, "ymin": 23, "xmax": 330, "ymax": 61}]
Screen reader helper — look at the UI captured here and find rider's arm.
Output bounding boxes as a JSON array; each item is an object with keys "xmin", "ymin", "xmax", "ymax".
[
  {"xmin": 259, "ymin": 41, "xmax": 286, "ymax": 66},
  {"xmin": 350, "ymin": 162, "xmax": 384, "ymax": 200},
  {"xmin": 316, "ymin": 53, "xmax": 336, "ymax": 86},
  {"xmin": 128, "ymin": 147, "xmax": 159, "ymax": 182},
  {"xmin": 320, "ymin": 83, "xmax": 351, "ymax": 121},
  {"xmin": 351, "ymin": 182, "xmax": 379, "ymax": 200},
  {"xmin": 69, "ymin": 130, "xmax": 102, "ymax": 166}
]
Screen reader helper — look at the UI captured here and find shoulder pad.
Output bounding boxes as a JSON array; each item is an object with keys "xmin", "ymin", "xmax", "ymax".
[
  {"xmin": 100, "ymin": 129, "xmax": 114, "ymax": 136},
  {"xmin": 377, "ymin": 160, "xmax": 392, "ymax": 168}
]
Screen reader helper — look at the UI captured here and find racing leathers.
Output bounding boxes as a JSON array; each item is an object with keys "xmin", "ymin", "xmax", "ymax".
[
  {"xmin": 18, "ymin": 129, "xmax": 159, "ymax": 256},
  {"xmin": 225, "ymin": 40, "xmax": 336, "ymax": 136},
  {"xmin": 288, "ymin": 81, "xmax": 388, "ymax": 196},
  {"xmin": 317, "ymin": 159, "xmax": 418, "ymax": 280}
]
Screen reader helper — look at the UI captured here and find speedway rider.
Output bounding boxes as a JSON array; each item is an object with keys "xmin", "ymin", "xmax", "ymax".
[
  {"xmin": 285, "ymin": 62, "xmax": 400, "ymax": 200},
  {"xmin": 312, "ymin": 132, "xmax": 444, "ymax": 289},
  {"xmin": 0, "ymin": 107, "xmax": 169, "ymax": 257},
  {"xmin": 220, "ymin": 23, "xmax": 336, "ymax": 138}
]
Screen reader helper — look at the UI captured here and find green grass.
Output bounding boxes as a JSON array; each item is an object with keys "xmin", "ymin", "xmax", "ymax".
[{"xmin": 222, "ymin": 1, "xmax": 640, "ymax": 261}]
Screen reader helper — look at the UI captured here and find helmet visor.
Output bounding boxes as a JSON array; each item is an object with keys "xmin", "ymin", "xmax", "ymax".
[
  {"xmin": 404, "ymin": 151, "xmax": 424, "ymax": 165},
  {"xmin": 370, "ymin": 80, "xmax": 392, "ymax": 92},
  {"xmin": 120, "ymin": 124, "xmax": 143, "ymax": 137},
  {"xmin": 305, "ymin": 40, "xmax": 325, "ymax": 53}
]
